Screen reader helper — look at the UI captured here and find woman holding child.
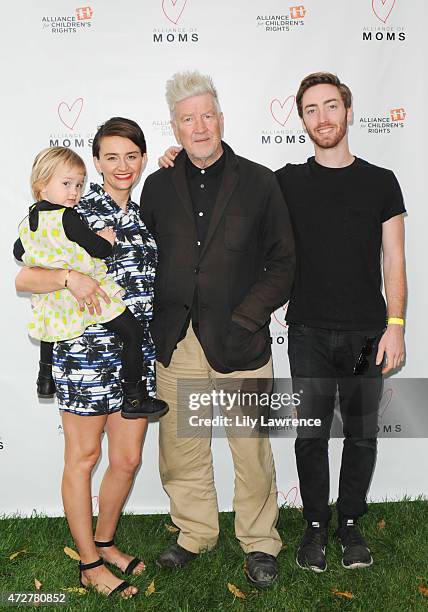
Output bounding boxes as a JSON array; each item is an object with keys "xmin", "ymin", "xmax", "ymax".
[{"xmin": 15, "ymin": 118, "xmax": 157, "ymax": 599}]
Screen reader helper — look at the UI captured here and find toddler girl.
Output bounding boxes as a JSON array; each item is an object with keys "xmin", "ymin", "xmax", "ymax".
[{"xmin": 14, "ymin": 147, "xmax": 167, "ymax": 419}]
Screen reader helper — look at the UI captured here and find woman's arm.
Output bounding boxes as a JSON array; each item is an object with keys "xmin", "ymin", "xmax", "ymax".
[
  {"xmin": 15, "ymin": 266, "xmax": 67, "ymax": 293},
  {"xmin": 15, "ymin": 267, "xmax": 110, "ymax": 315}
]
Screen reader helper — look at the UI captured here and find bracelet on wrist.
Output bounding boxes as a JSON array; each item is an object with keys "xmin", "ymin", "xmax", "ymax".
[
  {"xmin": 387, "ymin": 317, "xmax": 404, "ymax": 326},
  {"xmin": 64, "ymin": 269, "xmax": 71, "ymax": 288}
]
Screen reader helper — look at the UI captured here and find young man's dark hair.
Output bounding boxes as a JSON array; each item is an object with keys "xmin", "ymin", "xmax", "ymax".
[
  {"xmin": 92, "ymin": 117, "xmax": 147, "ymax": 158},
  {"xmin": 296, "ymin": 72, "xmax": 352, "ymax": 118}
]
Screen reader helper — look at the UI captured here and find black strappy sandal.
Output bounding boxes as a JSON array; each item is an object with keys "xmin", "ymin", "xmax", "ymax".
[
  {"xmin": 94, "ymin": 540, "xmax": 144, "ymax": 576},
  {"xmin": 79, "ymin": 557, "xmax": 135, "ymax": 597}
]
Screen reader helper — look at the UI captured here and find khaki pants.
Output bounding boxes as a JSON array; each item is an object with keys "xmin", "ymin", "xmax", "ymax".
[{"xmin": 156, "ymin": 324, "xmax": 282, "ymax": 556}]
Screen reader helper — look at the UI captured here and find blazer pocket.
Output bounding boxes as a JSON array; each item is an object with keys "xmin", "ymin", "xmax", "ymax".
[{"xmin": 225, "ymin": 215, "xmax": 254, "ymax": 252}]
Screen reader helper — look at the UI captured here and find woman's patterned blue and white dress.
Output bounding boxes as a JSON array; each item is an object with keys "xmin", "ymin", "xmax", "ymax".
[{"xmin": 53, "ymin": 183, "xmax": 157, "ymax": 416}]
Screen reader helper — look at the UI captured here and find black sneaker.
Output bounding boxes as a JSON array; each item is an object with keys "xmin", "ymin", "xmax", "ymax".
[
  {"xmin": 296, "ymin": 522, "xmax": 328, "ymax": 573},
  {"xmin": 335, "ymin": 519, "xmax": 373, "ymax": 569}
]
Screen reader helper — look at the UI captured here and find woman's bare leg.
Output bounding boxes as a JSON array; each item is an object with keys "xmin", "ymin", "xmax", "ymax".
[
  {"xmin": 94, "ymin": 411, "xmax": 148, "ymax": 574},
  {"xmin": 61, "ymin": 411, "xmax": 137, "ymax": 597}
]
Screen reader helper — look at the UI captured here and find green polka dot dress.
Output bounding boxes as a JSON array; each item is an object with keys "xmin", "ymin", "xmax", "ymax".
[{"xmin": 18, "ymin": 207, "xmax": 125, "ymax": 342}]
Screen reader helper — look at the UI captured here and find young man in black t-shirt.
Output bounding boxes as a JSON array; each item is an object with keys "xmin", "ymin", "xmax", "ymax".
[{"xmin": 276, "ymin": 72, "xmax": 407, "ymax": 573}]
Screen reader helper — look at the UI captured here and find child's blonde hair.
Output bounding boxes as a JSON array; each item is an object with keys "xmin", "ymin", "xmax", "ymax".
[{"xmin": 31, "ymin": 147, "xmax": 86, "ymax": 200}]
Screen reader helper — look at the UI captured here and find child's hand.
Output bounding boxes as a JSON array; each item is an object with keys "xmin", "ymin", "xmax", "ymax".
[{"xmin": 97, "ymin": 227, "xmax": 116, "ymax": 245}]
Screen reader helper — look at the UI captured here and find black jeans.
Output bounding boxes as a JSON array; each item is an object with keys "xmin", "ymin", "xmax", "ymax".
[{"xmin": 288, "ymin": 324, "xmax": 384, "ymax": 524}]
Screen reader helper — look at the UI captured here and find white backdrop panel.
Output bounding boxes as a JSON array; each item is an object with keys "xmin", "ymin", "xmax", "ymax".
[{"xmin": 0, "ymin": 1, "xmax": 426, "ymax": 516}]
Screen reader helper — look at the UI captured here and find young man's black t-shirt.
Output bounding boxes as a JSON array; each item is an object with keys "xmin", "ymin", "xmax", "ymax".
[{"xmin": 275, "ymin": 157, "xmax": 405, "ymax": 330}]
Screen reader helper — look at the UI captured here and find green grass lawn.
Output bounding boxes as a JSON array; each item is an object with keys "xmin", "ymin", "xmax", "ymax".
[{"xmin": 1, "ymin": 499, "xmax": 427, "ymax": 611}]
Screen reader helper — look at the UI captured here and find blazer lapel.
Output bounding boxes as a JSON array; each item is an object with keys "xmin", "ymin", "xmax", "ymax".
[
  {"xmin": 200, "ymin": 143, "xmax": 239, "ymax": 259},
  {"xmin": 171, "ymin": 151, "xmax": 195, "ymax": 226}
]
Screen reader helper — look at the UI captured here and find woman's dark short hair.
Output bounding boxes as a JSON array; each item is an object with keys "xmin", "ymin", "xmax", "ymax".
[
  {"xmin": 92, "ymin": 117, "xmax": 147, "ymax": 158},
  {"xmin": 296, "ymin": 72, "xmax": 352, "ymax": 118}
]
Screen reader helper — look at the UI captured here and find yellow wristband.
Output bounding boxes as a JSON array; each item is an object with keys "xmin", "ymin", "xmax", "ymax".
[
  {"xmin": 64, "ymin": 269, "xmax": 71, "ymax": 288},
  {"xmin": 387, "ymin": 317, "xmax": 404, "ymax": 326}
]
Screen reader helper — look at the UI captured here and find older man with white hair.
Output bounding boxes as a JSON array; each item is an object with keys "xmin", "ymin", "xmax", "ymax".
[{"xmin": 140, "ymin": 71, "xmax": 295, "ymax": 587}]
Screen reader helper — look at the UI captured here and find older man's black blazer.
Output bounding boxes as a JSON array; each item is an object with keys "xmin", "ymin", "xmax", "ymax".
[{"xmin": 140, "ymin": 141, "xmax": 295, "ymax": 373}]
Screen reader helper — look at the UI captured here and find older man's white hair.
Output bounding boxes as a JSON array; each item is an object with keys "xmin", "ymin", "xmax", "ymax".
[{"xmin": 166, "ymin": 70, "xmax": 221, "ymax": 117}]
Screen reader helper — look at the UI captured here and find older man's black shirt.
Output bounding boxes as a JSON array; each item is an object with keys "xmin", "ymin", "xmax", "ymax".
[{"xmin": 185, "ymin": 152, "xmax": 225, "ymax": 331}]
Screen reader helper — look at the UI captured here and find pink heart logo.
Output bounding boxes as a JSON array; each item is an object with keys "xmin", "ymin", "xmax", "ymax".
[
  {"xmin": 57, "ymin": 98, "xmax": 83, "ymax": 130},
  {"xmin": 278, "ymin": 486, "xmax": 299, "ymax": 508},
  {"xmin": 271, "ymin": 303, "xmax": 289, "ymax": 329},
  {"xmin": 270, "ymin": 96, "xmax": 295, "ymax": 127},
  {"xmin": 162, "ymin": 0, "xmax": 187, "ymax": 24},
  {"xmin": 372, "ymin": 0, "xmax": 396, "ymax": 23}
]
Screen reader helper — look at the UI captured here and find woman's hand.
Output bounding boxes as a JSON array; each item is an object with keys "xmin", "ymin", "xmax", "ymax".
[
  {"xmin": 66, "ymin": 270, "xmax": 111, "ymax": 315},
  {"xmin": 15, "ymin": 267, "xmax": 110, "ymax": 315},
  {"xmin": 158, "ymin": 146, "xmax": 182, "ymax": 168},
  {"xmin": 97, "ymin": 227, "xmax": 116, "ymax": 245}
]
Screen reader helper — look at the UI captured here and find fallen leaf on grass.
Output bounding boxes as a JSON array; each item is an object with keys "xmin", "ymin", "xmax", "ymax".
[
  {"xmin": 9, "ymin": 549, "xmax": 26, "ymax": 560},
  {"xmin": 61, "ymin": 587, "xmax": 87, "ymax": 595},
  {"xmin": 145, "ymin": 580, "xmax": 155, "ymax": 597},
  {"xmin": 418, "ymin": 585, "xmax": 428, "ymax": 597},
  {"xmin": 63, "ymin": 546, "xmax": 80, "ymax": 561},
  {"xmin": 332, "ymin": 588, "xmax": 354, "ymax": 600},
  {"xmin": 377, "ymin": 518, "xmax": 386, "ymax": 530},
  {"xmin": 34, "ymin": 578, "xmax": 42, "ymax": 590},
  {"xmin": 227, "ymin": 583, "xmax": 246, "ymax": 600},
  {"xmin": 164, "ymin": 523, "xmax": 179, "ymax": 533}
]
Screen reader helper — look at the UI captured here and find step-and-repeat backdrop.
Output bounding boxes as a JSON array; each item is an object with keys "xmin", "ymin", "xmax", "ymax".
[{"xmin": 1, "ymin": 1, "xmax": 426, "ymax": 516}]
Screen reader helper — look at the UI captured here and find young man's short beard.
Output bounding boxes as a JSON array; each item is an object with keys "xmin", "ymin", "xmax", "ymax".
[{"xmin": 306, "ymin": 116, "xmax": 348, "ymax": 149}]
